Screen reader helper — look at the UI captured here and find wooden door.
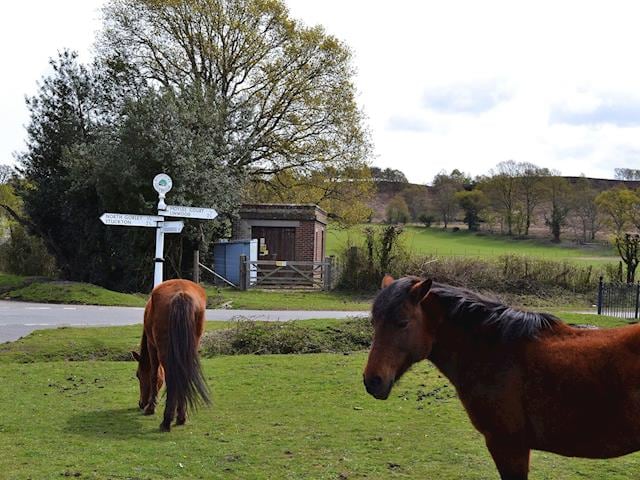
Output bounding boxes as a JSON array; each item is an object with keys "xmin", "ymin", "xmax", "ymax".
[{"xmin": 252, "ymin": 226, "xmax": 296, "ymax": 261}]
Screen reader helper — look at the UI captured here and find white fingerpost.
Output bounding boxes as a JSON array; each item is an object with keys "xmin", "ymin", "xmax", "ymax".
[
  {"xmin": 100, "ymin": 174, "xmax": 218, "ymax": 290},
  {"xmin": 152, "ymin": 174, "xmax": 173, "ymax": 287}
]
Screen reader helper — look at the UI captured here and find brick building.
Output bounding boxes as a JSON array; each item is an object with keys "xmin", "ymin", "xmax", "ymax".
[{"xmin": 232, "ymin": 204, "xmax": 328, "ymax": 262}]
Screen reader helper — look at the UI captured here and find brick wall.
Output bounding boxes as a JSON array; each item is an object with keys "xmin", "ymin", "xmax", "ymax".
[{"xmin": 295, "ymin": 221, "xmax": 316, "ymax": 262}]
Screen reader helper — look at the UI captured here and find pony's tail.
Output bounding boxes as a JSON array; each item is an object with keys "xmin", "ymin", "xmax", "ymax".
[{"xmin": 166, "ymin": 292, "xmax": 211, "ymax": 411}]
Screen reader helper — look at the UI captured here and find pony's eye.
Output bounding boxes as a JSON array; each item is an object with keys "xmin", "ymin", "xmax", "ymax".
[{"xmin": 397, "ymin": 320, "xmax": 409, "ymax": 329}]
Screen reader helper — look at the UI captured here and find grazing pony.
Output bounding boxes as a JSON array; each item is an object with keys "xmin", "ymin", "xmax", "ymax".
[
  {"xmin": 364, "ymin": 275, "xmax": 640, "ymax": 480},
  {"xmin": 132, "ymin": 279, "xmax": 210, "ymax": 431}
]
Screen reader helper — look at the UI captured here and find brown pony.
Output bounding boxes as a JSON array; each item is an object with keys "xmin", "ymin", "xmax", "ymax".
[
  {"xmin": 132, "ymin": 279, "xmax": 210, "ymax": 431},
  {"xmin": 364, "ymin": 275, "xmax": 640, "ymax": 480}
]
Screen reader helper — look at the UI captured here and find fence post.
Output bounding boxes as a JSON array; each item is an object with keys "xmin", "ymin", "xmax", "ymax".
[
  {"xmin": 324, "ymin": 256, "xmax": 333, "ymax": 291},
  {"xmin": 193, "ymin": 250, "xmax": 200, "ymax": 284},
  {"xmin": 597, "ymin": 276, "xmax": 604, "ymax": 315},
  {"xmin": 239, "ymin": 255, "xmax": 248, "ymax": 291},
  {"xmin": 635, "ymin": 282, "xmax": 640, "ymax": 320}
]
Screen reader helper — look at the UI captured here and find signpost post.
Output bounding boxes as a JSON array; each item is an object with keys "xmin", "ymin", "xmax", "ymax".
[{"xmin": 99, "ymin": 174, "xmax": 218, "ymax": 289}]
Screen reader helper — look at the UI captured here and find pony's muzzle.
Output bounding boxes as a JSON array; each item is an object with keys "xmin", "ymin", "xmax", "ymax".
[{"xmin": 363, "ymin": 374, "xmax": 393, "ymax": 400}]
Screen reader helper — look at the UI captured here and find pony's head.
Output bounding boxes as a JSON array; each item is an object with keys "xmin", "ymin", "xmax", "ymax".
[
  {"xmin": 363, "ymin": 275, "xmax": 442, "ymax": 400},
  {"xmin": 131, "ymin": 350, "xmax": 164, "ymax": 410}
]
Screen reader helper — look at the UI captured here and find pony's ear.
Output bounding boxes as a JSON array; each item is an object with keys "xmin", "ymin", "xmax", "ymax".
[
  {"xmin": 131, "ymin": 351, "xmax": 141, "ymax": 362},
  {"xmin": 410, "ymin": 279, "xmax": 432, "ymax": 303},
  {"xmin": 381, "ymin": 274, "xmax": 395, "ymax": 289}
]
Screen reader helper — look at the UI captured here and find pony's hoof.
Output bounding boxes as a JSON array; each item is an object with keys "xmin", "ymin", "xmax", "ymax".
[
  {"xmin": 143, "ymin": 407, "xmax": 155, "ymax": 416},
  {"xmin": 160, "ymin": 422, "xmax": 171, "ymax": 432},
  {"xmin": 176, "ymin": 417, "xmax": 186, "ymax": 426}
]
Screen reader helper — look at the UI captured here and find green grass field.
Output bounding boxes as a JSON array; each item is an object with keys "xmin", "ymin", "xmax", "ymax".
[
  {"xmin": 2, "ymin": 313, "xmax": 639, "ymax": 479},
  {"xmin": 327, "ymin": 225, "xmax": 617, "ymax": 264}
]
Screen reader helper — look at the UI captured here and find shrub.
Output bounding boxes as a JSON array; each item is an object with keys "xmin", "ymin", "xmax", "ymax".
[
  {"xmin": 406, "ymin": 254, "xmax": 602, "ymax": 296},
  {"xmin": 0, "ymin": 223, "xmax": 57, "ymax": 277},
  {"xmin": 200, "ymin": 318, "xmax": 372, "ymax": 356},
  {"xmin": 336, "ymin": 225, "xmax": 409, "ymax": 291}
]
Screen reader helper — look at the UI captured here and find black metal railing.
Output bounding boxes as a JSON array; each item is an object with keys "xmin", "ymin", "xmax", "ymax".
[{"xmin": 597, "ymin": 277, "xmax": 640, "ymax": 319}]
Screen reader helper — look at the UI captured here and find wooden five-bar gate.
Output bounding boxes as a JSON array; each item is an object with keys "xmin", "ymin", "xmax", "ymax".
[{"xmin": 239, "ymin": 256, "xmax": 336, "ymax": 290}]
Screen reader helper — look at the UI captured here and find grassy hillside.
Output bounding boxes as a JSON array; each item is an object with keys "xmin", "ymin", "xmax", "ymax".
[{"xmin": 327, "ymin": 225, "xmax": 617, "ymax": 264}]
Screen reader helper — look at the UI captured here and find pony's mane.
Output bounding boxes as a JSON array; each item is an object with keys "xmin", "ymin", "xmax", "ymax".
[
  {"xmin": 430, "ymin": 282, "xmax": 560, "ymax": 341},
  {"xmin": 372, "ymin": 277, "xmax": 560, "ymax": 341}
]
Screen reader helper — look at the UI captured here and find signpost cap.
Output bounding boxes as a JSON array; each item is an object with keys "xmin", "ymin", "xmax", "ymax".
[{"xmin": 153, "ymin": 174, "xmax": 173, "ymax": 195}]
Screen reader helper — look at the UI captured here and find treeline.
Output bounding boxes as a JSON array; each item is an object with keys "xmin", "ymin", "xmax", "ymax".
[{"xmin": 385, "ymin": 160, "xmax": 640, "ymax": 244}]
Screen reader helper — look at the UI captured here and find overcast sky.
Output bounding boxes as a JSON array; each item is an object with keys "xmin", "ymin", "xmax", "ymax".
[{"xmin": 2, "ymin": 1, "xmax": 640, "ymax": 184}]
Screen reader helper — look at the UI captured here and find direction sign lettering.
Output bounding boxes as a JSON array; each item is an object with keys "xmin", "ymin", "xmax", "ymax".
[
  {"xmin": 161, "ymin": 220, "xmax": 184, "ymax": 234},
  {"xmin": 100, "ymin": 213, "xmax": 163, "ymax": 227},
  {"xmin": 163, "ymin": 205, "xmax": 218, "ymax": 220}
]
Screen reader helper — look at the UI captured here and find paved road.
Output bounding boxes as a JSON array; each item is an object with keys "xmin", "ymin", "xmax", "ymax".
[{"xmin": 0, "ymin": 300, "xmax": 369, "ymax": 343}]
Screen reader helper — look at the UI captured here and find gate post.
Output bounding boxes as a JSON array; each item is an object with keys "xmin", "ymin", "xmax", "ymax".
[
  {"xmin": 597, "ymin": 276, "xmax": 604, "ymax": 315},
  {"xmin": 324, "ymin": 256, "xmax": 333, "ymax": 291},
  {"xmin": 239, "ymin": 255, "xmax": 248, "ymax": 291},
  {"xmin": 635, "ymin": 282, "xmax": 640, "ymax": 320},
  {"xmin": 193, "ymin": 250, "xmax": 200, "ymax": 284}
]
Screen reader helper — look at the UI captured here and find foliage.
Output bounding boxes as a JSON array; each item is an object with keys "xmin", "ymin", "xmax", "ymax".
[
  {"xmin": 244, "ymin": 166, "xmax": 374, "ymax": 224},
  {"xmin": 418, "ymin": 213, "xmax": 435, "ymax": 227},
  {"xmin": 568, "ymin": 177, "xmax": 601, "ymax": 243},
  {"xmin": 336, "ymin": 225, "xmax": 408, "ymax": 291},
  {"xmin": 543, "ymin": 175, "xmax": 571, "ymax": 243},
  {"xmin": 431, "ymin": 169, "xmax": 467, "ymax": 228},
  {"xmin": 455, "ymin": 190, "xmax": 487, "ymax": 231},
  {"xmin": 385, "ymin": 194, "xmax": 410, "ymax": 224},
  {"xmin": 614, "ymin": 233, "xmax": 640, "ymax": 283},
  {"xmin": 595, "ymin": 187, "xmax": 637, "ymax": 233},
  {"xmin": 100, "ymin": 0, "xmax": 370, "ymax": 195},
  {"xmin": 0, "ymin": 183, "xmax": 57, "ymax": 276},
  {"xmin": 399, "ymin": 184, "xmax": 431, "ymax": 222}
]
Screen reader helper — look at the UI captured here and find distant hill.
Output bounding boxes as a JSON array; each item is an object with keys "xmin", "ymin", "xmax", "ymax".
[{"xmin": 369, "ymin": 177, "xmax": 639, "ymax": 223}]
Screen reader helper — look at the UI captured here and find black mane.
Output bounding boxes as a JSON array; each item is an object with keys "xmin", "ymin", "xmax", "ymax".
[{"xmin": 373, "ymin": 278, "xmax": 560, "ymax": 341}]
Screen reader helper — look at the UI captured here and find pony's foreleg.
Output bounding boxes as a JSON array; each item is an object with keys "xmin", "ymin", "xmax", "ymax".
[
  {"xmin": 142, "ymin": 342, "xmax": 160, "ymax": 415},
  {"xmin": 485, "ymin": 436, "xmax": 530, "ymax": 480}
]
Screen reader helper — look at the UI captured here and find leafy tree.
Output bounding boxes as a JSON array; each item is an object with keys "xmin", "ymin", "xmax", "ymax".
[
  {"xmin": 569, "ymin": 177, "xmax": 601, "ymax": 242},
  {"xmin": 517, "ymin": 162, "xmax": 550, "ymax": 236},
  {"xmin": 543, "ymin": 175, "xmax": 571, "ymax": 243},
  {"xmin": 385, "ymin": 195, "xmax": 410, "ymax": 224},
  {"xmin": 432, "ymin": 169, "xmax": 466, "ymax": 228},
  {"xmin": 99, "ymin": 0, "xmax": 370, "ymax": 183},
  {"xmin": 400, "ymin": 184, "xmax": 430, "ymax": 222},
  {"xmin": 615, "ymin": 233, "xmax": 640, "ymax": 283},
  {"xmin": 480, "ymin": 161, "xmax": 520, "ymax": 235},
  {"xmin": 455, "ymin": 190, "xmax": 488, "ymax": 231},
  {"xmin": 595, "ymin": 187, "xmax": 636, "ymax": 234}
]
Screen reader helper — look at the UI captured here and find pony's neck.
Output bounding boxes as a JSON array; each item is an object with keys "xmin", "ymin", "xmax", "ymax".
[{"xmin": 427, "ymin": 318, "xmax": 510, "ymax": 387}]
